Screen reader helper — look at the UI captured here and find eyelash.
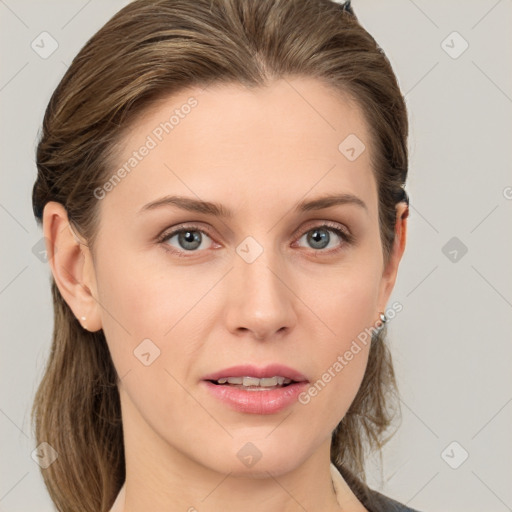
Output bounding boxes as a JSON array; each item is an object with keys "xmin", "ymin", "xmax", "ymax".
[{"xmin": 156, "ymin": 221, "xmax": 354, "ymax": 257}]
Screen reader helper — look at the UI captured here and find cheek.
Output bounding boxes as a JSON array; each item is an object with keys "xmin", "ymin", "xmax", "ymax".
[
  {"xmin": 300, "ymin": 317, "xmax": 372, "ymax": 438},
  {"xmin": 93, "ymin": 248, "xmax": 212, "ymax": 393},
  {"xmin": 295, "ymin": 326, "xmax": 371, "ymax": 446},
  {"xmin": 93, "ymin": 256, "xmax": 198, "ymax": 430},
  {"xmin": 312, "ymin": 264, "xmax": 381, "ymax": 341},
  {"xmin": 92, "ymin": 250, "xmax": 170, "ymax": 371},
  {"xmin": 300, "ymin": 263, "xmax": 380, "ymax": 421}
]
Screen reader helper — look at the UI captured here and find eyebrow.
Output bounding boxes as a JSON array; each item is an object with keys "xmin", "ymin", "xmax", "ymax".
[{"xmin": 138, "ymin": 193, "xmax": 367, "ymax": 217}]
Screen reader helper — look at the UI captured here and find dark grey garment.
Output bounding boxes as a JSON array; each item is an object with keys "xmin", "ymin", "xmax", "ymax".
[
  {"xmin": 361, "ymin": 486, "xmax": 422, "ymax": 512},
  {"xmin": 333, "ymin": 462, "xmax": 422, "ymax": 512}
]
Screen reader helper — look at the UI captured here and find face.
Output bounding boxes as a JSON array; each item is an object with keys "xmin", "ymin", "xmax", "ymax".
[{"xmin": 52, "ymin": 77, "xmax": 406, "ymax": 478}]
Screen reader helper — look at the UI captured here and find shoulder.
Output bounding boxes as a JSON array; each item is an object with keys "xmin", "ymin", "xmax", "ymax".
[
  {"xmin": 364, "ymin": 486, "xmax": 422, "ymax": 512},
  {"xmin": 330, "ymin": 462, "xmax": 423, "ymax": 512}
]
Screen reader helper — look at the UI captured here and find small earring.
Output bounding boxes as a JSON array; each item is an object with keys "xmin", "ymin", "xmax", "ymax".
[
  {"xmin": 376, "ymin": 312, "xmax": 387, "ymax": 331},
  {"xmin": 80, "ymin": 316, "xmax": 87, "ymax": 329}
]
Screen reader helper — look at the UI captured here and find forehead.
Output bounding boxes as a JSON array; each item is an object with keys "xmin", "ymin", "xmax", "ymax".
[{"xmin": 100, "ymin": 77, "xmax": 377, "ymax": 222}]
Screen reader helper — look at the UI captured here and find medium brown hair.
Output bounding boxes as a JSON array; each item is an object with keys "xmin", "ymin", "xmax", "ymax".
[{"xmin": 31, "ymin": 0, "xmax": 409, "ymax": 510}]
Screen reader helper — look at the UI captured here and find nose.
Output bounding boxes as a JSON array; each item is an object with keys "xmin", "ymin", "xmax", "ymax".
[{"xmin": 223, "ymin": 244, "xmax": 297, "ymax": 341}]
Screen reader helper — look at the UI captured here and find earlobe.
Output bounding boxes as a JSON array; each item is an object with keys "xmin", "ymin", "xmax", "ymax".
[{"xmin": 42, "ymin": 201, "xmax": 103, "ymax": 332}]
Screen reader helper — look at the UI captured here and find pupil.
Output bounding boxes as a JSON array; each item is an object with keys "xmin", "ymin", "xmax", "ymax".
[
  {"xmin": 180, "ymin": 230, "xmax": 201, "ymax": 250},
  {"xmin": 309, "ymin": 229, "xmax": 328, "ymax": 249}
]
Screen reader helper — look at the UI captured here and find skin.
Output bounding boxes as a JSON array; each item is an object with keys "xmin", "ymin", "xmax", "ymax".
[{"xmin": 44, "ymin": 77, "xmax": 408, "ymax": 512}]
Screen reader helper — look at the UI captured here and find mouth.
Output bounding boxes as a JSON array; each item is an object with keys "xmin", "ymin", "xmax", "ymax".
[
  {"xmin": 202, "ymin": 364, "xmax": 309, "ymax": 388},
  {"xmin": 206, "ymin": 375, "xmax": 299, "ymax": 391},
  {"xmin": 201, "ymin": 364, "xmax": 309, "ymax": 414}
]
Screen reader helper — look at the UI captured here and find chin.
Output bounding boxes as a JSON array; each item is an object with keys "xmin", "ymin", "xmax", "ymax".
[{"xmin": 204, "ymin": 439, "xmax": 312, "ymax": 479}]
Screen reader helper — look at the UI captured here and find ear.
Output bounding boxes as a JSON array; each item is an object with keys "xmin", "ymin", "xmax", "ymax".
[
  {"xmin": 42, "ymin": 201, "xmax": 102, "ymax": 332},
  {"xmin": 377, "ymin": 202, "xmax": 409, "ymax": 312}
]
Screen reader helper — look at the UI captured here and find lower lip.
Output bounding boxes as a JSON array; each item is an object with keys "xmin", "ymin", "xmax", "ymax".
[{"xmin": 202, "ymin": 381, "xmax": 309, "ymax": 414}]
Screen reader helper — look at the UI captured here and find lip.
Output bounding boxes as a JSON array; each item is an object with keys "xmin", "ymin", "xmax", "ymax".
[
  {"xmin": 202, "ymin": 380, "xmax": 309, "ymax": 414},
  {"xmin": 202, "ymin": 364, "xmax": 308, "ymax": 383},
  {"xmin": 201, "ymin": 364, "xmax": 309, "ymax": 415}
]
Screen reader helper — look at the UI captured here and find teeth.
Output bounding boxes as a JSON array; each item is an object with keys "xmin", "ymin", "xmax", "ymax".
[
  {"xmin": 215, "ymin": 376, "xmax": 293, "ymax": 387},
  {"xmin": 243, "ymin": 376, "xmax": 260, "ymax": 387}
]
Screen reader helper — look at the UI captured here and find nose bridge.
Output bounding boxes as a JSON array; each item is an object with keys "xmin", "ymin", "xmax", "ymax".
[
  {"xmin": 225, "ymin": 233, "xmax": 296, "ymax": 337},
  {"xmin": 235, "ymin": 234, "xmax": 285, "ymax": 302}
]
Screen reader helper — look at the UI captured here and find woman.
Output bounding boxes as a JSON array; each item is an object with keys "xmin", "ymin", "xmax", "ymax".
[{"xmin": 31, "ymin": 0, "xmax": 418, "ymax": 510}]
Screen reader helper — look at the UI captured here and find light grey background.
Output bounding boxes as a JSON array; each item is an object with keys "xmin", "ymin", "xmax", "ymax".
[{"xmin": 1, "ymin": 1, "xmax": 511, "ymax": 511}]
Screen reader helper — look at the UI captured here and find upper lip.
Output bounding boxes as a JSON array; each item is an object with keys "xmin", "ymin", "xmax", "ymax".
[{"xmin": 202, "ymin": 364, "xmax": 309, "ymax": 383}]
